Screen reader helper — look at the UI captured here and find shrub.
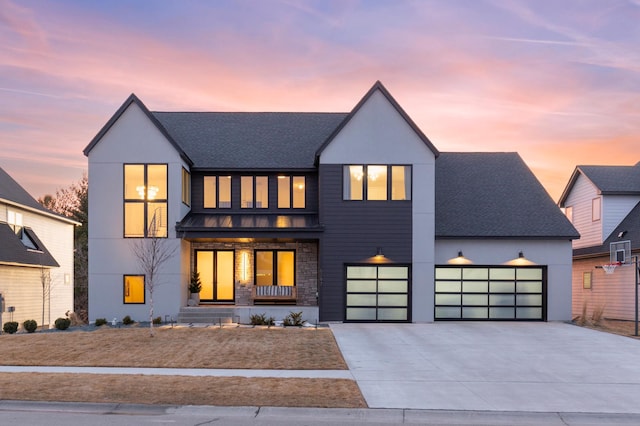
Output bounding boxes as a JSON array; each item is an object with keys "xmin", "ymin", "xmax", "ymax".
[
  {"xmin": 152, "ymin": 316, "xmax": 162, "ymax": 325},
  {"xmin": 54, "ymin": 317, "xmax": 71, "ymax": 330},
  {"xmin": 189, "ymin": 270, "xmax": 202, "ymax": 294},
  {"xmin": 3, "ymin": 322, "xmax": 18, "ymax": 334},
  {"xmin": 122, "ymin": 315, "xmax": 134, "ymax": 325},
  {"xmin": 250, "ymin": 313, "xmax": 267, "ymax": 325},
  {"xmin": 95, "ymin": 318, "xmax": 107, "ymax": 326},
  {"xmin": 23, "ymin": 319, "xmax": 37, "ymax": 333},
  {"xmin": 283, "ymin": 311, "xmax": 305, "ymax": 327}
]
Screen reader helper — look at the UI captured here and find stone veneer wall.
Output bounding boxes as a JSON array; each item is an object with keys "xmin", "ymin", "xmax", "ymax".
[{"xmin": 190, "ymin": 241, "xmax": 318, "ymax": 306}]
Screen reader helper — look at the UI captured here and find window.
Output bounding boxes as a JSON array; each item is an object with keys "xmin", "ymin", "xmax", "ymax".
[
  {"xmin": 124, "ymin": 275, "xmax": 145, "ymax": 304},
  {"xmin": 277, "ymin": 176, "xmax": 305, "ymax": 208},
  {"xmin": 583, "ymin": 272, "xmax": 592, "ymax": 290},
  {"xmin": 592, "ymin": 198, "xmax": 601, "ymax": 221},
  {"xmin": 204, "ymin": 176, "xmax": 232, "ymax": 209},
  {"xmin": 241, "ymin": 176, "xmax": 269, "ymax": 209},
  {"xmin": 565, "ymin": 206, "xmax": 573, "ymax": 223},
  {"xmin": 181, "ymin": 168, "xmax": 191, "ymax": 206},
  {"xmin": 255, "ymin": 250, "xmax": 295, "ymax": 286},
  {"xmin": 344, "ymin": 165, "xmax": 411, "ymax": 201},
  {"xmin": 7, "ymin": 210, "xmax": 23, "ymax": 235},
  {"xmin": 124, "ymin": 164, "xmax": 167, "ymax": 237}
]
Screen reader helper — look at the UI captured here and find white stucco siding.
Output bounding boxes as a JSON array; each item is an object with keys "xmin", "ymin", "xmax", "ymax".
[
  {"xmin": 319, "ymin": 88, "xmax": 436, "ymax": 322},
  {"xmin": 87, "ymin": 102, "xmax": 190, "ymax": 321},
  {"xmin": 435, "ymin": 239, "xmax": 574, "ymax": 321},
  {"xmin": 564, "ymin": 174, "xmax": 602, "ymax": 249}
]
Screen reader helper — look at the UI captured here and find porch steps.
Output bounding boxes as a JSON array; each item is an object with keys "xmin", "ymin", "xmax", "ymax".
[{"xmin": 177, "ymin": 307, "xmax": 235, "ymax": 325}]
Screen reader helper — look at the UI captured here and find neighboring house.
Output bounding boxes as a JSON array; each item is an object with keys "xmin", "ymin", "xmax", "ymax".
[
  {"xmin": 0, "ymin": 167, "xmax": 77, "ymax": 329},
  {"xmin": 84, "ymin": 81, "xmax": 578, "ymax": 324},
  {"xmin": 559, "ymin": 163, "xmax": 640, "ymax": 321}
]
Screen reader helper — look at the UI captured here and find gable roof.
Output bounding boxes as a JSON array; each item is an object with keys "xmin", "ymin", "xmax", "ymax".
[
  {"xmin": 436, "ymin": 152, "xmax": 579, "ymax": 239},
  {"xmin": 558, "ymin": 162, "xmax": 640, "ymax": 206},
  {"xmin": 154, "ymin": 112, "xmax": 347, "ymax": 169},
  {"xmin": 83, "ymin": 94, "xmax": 193, "ymax": 166},
  {"xmin": 315, "ymin": 81, "xmax": 439, "ymax": 160},
  {"xmin": 0, "ymin": 224, "xmax": 59, "ymax": 267}
]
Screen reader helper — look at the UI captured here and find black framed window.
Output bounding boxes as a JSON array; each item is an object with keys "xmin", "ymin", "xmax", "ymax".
[
  {"xmin": 254, "ymin": 250, "xmax": 295, "ymax": 286},
  {"xmin": 343, "ymin": 165, "xmax": 411, "ymax": 201},
  {"xmin": 204, "ymin": 176, "xmax": 232, "ymax": 209},
  {"xmin": 277, "ymin": 176, "xmax": 305, "ymax": 208},
  {"xmin": 123, "ymin": 275, "xmax": 145, "ymax": 304},
  {"xmin": 123, "ymin": 164, "xmax": 167, "ymax": 238}
]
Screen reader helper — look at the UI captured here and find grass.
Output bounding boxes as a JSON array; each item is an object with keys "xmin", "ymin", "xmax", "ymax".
[{"xmin": 0, "ymin": 326, "xmax": 366, "ymax": 408}]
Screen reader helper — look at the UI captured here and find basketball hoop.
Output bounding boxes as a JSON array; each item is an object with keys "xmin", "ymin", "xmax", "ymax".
[{"xmin": 602, "ymin": 262, "xmax": 621, "ymax": 274}]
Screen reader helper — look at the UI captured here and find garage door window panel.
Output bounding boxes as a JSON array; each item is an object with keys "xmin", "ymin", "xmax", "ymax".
[{"xmin": 345, "ymin": 265, "xmax": 410, "ymax": 322}]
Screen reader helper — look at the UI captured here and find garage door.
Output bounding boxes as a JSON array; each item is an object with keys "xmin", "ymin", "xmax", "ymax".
[
  {"xmin": 434, "ymin": 266, "xmax": 546, "ymax": 320},
  {"xmin": 345, "ymin": 265, "xmax": 411, "ymax": 322}
]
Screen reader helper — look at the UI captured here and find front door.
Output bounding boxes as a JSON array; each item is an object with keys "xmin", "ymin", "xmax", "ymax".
[{"xmin": 195, "ymin": 250, "xmax": 235, "ymax": 302}]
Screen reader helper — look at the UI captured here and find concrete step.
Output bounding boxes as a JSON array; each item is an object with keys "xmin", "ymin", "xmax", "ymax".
[{"xmin": 177, "ymin": 307, "xmax": 235, "ymax": 324}]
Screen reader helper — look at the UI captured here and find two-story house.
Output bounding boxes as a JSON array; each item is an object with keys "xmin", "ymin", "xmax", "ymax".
[
  {"xmin": 0, "ymin": 166, "xmax": 77, "ymax": 329},
  {"xmin": 559, "ymin": 163, "xmax": 640, "ymax": 321},
  {"xmin": 84, "ymin": 81, "xmax": 578, "ymax": 324}
]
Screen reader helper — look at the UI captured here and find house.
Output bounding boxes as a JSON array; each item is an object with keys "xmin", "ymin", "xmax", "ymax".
[
  {"xmin": 84, "ymin": 81, "xmax": 578, "ymax": 324},
  {"xmin": 0, "ymin": 166, "xmax": 77, "ymax": 329},
  {"xmin": 559, "ymin": 163, "xmax": 640, "ymax": 321}
]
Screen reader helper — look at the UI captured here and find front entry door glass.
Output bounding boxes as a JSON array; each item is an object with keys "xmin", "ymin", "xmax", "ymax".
[{"xmin": 196, "ymin": 250, "xmax": 235, "ymax": 302}]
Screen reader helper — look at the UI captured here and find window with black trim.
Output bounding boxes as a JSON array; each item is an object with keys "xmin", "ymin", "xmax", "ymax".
[
  {"xmin": 343, "ymin": 165, "xmax": 411, "ymax": 201},
  {"xmin": 277, "ymin": 176, "xmax": 305, "ymax": 208},
  {"xmin": 123, "ymin": 164, "xmax": 167, "ymax": 238},
  {"xmin": 241, "ymin": 176, "xmax": 268, "ymax": 208},
  {"xmin": 124, "ymin": 275, "xmax": 145, "ymax": 304},
  {"xmin": 254, "ymin": 250, "xmax": 295, "ymax": 286},
  {"xmin": 181, "ymin": 167, "xmax": 191, "ymax": 206},
  {"xmin": 204, "ymin": 176, "xmax": 232, "ymax": 209}
]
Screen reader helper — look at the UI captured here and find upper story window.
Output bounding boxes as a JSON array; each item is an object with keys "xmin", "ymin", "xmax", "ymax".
[
  {"xmin": 181, "ymin": 168, "xmax": 191, "ymax": 206},
  {"xmin": 592, "ymin": 197, "xmax": 601, "ymax": 222},
  {"xmin": 7, "ymin": 210, "xmax": 23, "ymax": 235},
  {"xmin": 565, "ymin": 206, "xmax": 573, "ymax": 223},
  {"xmin": 204, "ymin": 176, "xmax": 232, "ymax": 208},
  {"xmin": 241, "ymin": 176, "xmax": 269, "ymax": 208},
  {"xmin": 124, "ymin": 164, "xmax": 167, "ymax": 238},
  {"xmin": 343, "ymin": 165, "xmax": 411, "ymax": 201},
  {"xmin": 277, "ymin": 176, "xmax": 305, "ymax": 208}
]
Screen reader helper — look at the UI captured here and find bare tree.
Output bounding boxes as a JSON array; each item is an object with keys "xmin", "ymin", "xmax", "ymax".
[{"xmin": 130, "ymin": 213, "xmax": 176, "ymax": 337}]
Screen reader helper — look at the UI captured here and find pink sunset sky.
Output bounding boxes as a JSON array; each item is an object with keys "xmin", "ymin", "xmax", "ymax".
[{"xmin": 1, "ymin": 0, "xmax": 639, "ymax": 201}]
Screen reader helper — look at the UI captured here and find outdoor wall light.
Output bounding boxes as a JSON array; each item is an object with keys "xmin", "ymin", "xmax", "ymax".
[
  {"xmin": 504, "ymin": 251, "xmax": 537, "ymax": 266},
  {"xmin": 448, "ymin": 251, "xmax": 473, "ymax": 264},
  {"xmin": 240, "ymin": 251, "xmax": 250, "ymax": 282}
]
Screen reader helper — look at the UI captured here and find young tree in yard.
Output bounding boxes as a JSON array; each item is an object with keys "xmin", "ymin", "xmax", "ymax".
[
  {"xmin": 38, "ymin": 174, "xmax": 88, "ymax": 322},
  {"xmin": 130, "ymin": 213, "xmax": 176, "ymax": 337}
]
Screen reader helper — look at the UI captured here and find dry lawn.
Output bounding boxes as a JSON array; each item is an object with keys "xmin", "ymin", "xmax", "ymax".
[
  {"xmin": 0, "ymin": 326, "xmax": 366, "ymax": 408},
  {"xmin": 0, "ymin": 326, "xmax": 347, "ymax": 369},
  {"xmin": 0, "ymin": 374, "xmax": 365, "ymax": 408}
]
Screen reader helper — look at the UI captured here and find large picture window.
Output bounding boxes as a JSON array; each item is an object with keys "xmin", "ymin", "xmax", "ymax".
[
  {"xmin": 123, "ymin": 275, "xmax": 145, "ymax": 304},
  {"xmin": 277, "ymin": 176, "xmax": 305, "ymax": 208},
  {"xmin": 124, "ymin": 164, "xmax": 167, "ymax": 237},
  {"xmin": 344, "ymin": 165, "xmax": 411, "ymax": 201},
  {"xmin": 255, "ymin": 250, "xmax": 295, "ymax": 286}
]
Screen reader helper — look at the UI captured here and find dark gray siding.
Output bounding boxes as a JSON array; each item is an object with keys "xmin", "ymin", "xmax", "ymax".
[
  {"xmin": 190, "ymin": 172, "xmax": 318, "ymax": 214},
  {"xmin": 318, "ymin": 164, "xmax": 412, "ymax": 321}
]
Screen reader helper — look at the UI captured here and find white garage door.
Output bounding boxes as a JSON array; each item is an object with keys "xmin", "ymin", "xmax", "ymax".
[
  {"xmin": 434, "ymin": 266, "xmax": 546, "ymax": 320},
  {"xmin": 345, "ymin": 265, "xmax": 411, "ymax": 322}
]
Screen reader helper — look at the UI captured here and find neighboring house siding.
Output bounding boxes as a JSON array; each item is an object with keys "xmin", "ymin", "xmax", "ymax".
[
  {"xmin": 565, "ymin": 174, "xmax": 601, "ymax": 249},
  {"xmin": 87, "ymin": 102, "xmax": 189, "ymax": 321},
  {"xmin": 0, "ymin": 265, "xmax": 47, "ymax": 327},
  {"xmin": 602, "ymin": 195, "xmax": 640, "ymax": 242},
  {"xmin": 318, "ymin": 164, "xmax": 412, "ymax": 321},
  {"xmin": 572, "ymin": 256, "xmax": 636, "ymax": 321}
]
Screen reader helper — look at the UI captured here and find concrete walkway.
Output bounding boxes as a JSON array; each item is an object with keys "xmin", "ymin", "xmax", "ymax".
[{"xmin": 330, "ymin": 322, "xmax": 640, "ymax": 413}]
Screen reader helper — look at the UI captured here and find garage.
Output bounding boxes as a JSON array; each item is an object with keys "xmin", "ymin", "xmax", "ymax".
[
  {"xmin": 434, "ymin": 265, "xmax": 546, "ymax": 320},
  {"xmin": 345, "ymin": 264, "xmax": 411, "ymax": 322}
]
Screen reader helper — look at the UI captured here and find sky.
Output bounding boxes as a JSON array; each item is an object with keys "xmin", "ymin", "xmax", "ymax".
[{"xmin": 1, "ymin": 0, "xmax": 639, "ymax": 202}]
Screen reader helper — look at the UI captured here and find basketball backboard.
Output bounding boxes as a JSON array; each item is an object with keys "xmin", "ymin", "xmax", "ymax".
[{"xmin": 611, "ymin": 240, "xmax": 632, "ymax": 264}]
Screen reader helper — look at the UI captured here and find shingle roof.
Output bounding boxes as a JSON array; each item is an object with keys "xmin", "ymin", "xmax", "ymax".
[
  {"xmin": 435, "ymin": 152, "xmax": 579, "ymax": 239},
  {"xmin": 558, "ymin": 162, "xmax": 640, "ymax": 206},
  {"xmin": 0, "ymin": 166, "xmax": 50, "ymax": 213},
  {"xmin": 0, "ymin": 224, "xmax": 59, "ymax": 267},
  {"xmin": 153, "ymin": 112, "xmax": 348, "ymax": 169}
]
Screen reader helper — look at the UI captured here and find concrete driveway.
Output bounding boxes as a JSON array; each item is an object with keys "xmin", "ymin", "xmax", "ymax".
[{"xmin": 330, "ymin": 322, "xmax": 640, "ymax": 413}]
